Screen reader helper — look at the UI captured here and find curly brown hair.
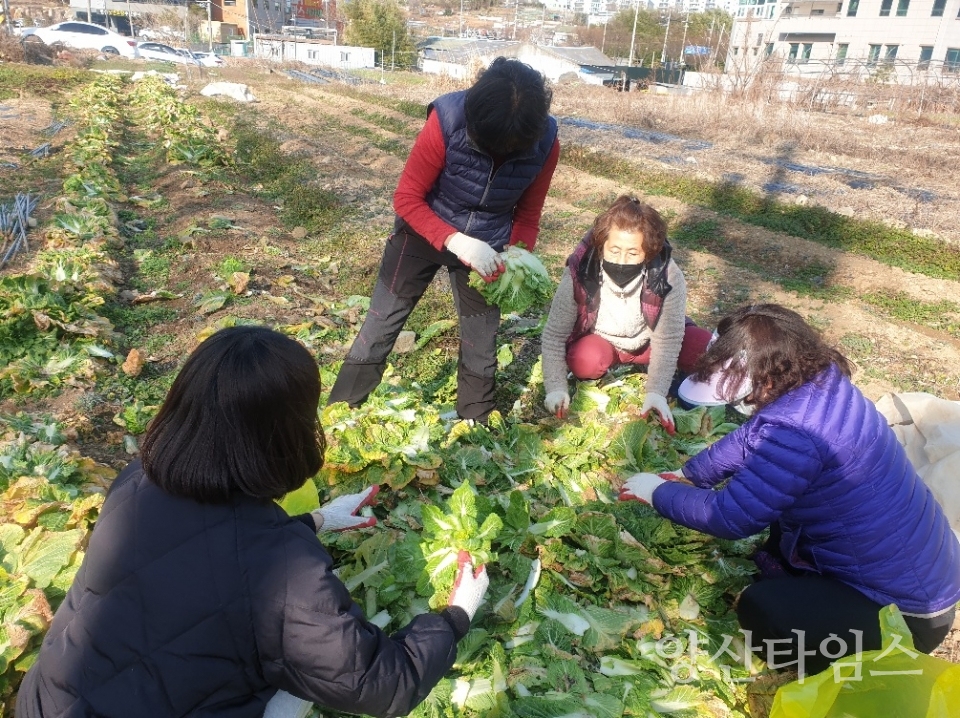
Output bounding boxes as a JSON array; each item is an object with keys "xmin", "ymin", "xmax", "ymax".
[
  {"xmin": 693, "ymin": 304, "xmax": 852, "ymax": 410},
  {"xmin": 589, "ymin": 196, "xmax": 667, "ymax": 258}
]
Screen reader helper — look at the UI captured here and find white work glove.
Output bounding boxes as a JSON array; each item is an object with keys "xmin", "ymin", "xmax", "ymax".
[
  {"xmin": 641, "ymin": 392, "xmax": 675, "ymax": 435},
  {"xmin": 618, "ymin": 472, "xmax": 667, "ymax": 505},
  {"xmin": 263, "ymin": 690, "xmax": 312, "ymax": 718},
  {"xmin": 448, "ymin": 550, "xmax": 489, "ymax": 620},
  {"xmin": 660, "ymin": 468, "xmax": 685, "ymax": 481},
  {"xmin": 311, "ymin": 485, "xmax": 379, "ymax": 532},
  {"xmin": 544, "ymin": 390, "xmax": 571, "ymax": 419},
  {"xmin": 446, "ymin": 232, "xmax": 504, "ymax": 279}
]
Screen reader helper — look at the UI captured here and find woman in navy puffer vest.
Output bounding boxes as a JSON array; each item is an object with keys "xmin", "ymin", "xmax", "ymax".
[
  {"xmin": 619, "ymin": 304, "xmax": 960, "ymax": 676},
  {"xmin": 327, "ymin": 57, "xmax": 559, "ymax": 423}
]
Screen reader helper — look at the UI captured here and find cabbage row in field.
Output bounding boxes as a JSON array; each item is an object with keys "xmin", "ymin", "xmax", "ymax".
[
  {"xmin": 0, "ymin": 414, "xmax": 115, "ymax": 711},
  {"xmin": 0, "ymin": 74, "xmax": 234, "ymax": 716},
  {"xmin": 0, "ymin": 76, "xmax": 127, "ymax": 399}
]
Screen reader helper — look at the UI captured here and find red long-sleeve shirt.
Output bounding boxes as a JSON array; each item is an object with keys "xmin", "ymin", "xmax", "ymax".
[{"xmin": 393, "ymin": 111, "xmax": 560, "ymax": 252}]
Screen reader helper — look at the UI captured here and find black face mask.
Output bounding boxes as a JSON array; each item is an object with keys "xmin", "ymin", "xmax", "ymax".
[{"xmin": 602, "ymin": 260, "xmax": 645, "ymax": 289}]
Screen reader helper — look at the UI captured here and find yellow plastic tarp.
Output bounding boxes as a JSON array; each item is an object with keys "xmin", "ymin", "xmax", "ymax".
[{"xmin": 771, "ymin": 605, "xmax": 960, "ymax": 718}]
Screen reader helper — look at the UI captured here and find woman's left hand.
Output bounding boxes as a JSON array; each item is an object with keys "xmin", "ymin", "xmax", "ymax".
[
  {"xmin": 311, "ymin": 485, "xmax": 379, "ymax": 532},
  {"xmin": 618, "ymin": 472, "xmax": 667, "ymax": 504},
  {"xmin": 641, "ymin": 392, "xmax": 675, "ymax": 435}
]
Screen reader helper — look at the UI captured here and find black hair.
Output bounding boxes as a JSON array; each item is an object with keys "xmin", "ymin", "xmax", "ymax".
[
  {"xmin": 464, "ymin": 56, "xmax": 552, "ymax": 156},
  {"xmin": 693, "ymin": 304, "xmax": 852, "ymax": 411},
  {"xmin": 140, "ymin": 325, "xmax": 325, "ymax": 503}
]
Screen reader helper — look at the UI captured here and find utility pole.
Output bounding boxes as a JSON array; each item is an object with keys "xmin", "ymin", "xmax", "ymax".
[
  {"xmin": 87, "ymin": 0, "xmax": 92, "ymax": 24},
  {"xmin": 627, "ymin": 0, "xmax": 638, "ymax": 66},
  {"xmin": 600, "ymin": 16, "xmax": 607, "ymax": 55},
  {"xmin": 459, "ymin": 0, "xmax": 463, "ymax": 37},
  {"xmin": 660, "ymin": 12, "xmax": 671, "ymax": 64},
  {"xmin": 712, "ymin": 23, "xmax": 725, "ymax": 66},
  {"xmin": 391, "ymin": 29, "xmax": 395, "ymax": 70},
  {"xmin": 679, "ymin": 11, "xmax": 689, "ymax": 65},
  {"xmin": 1, "ymin": 0, "xmax": 11, "ymax": 35},
  {"xmin": 207, "ymin": 0, "xmax": 212, "ymax": 51},
  {"xmin": 512, "ymin": 0, "xmax": 518, "ymax": 41}
]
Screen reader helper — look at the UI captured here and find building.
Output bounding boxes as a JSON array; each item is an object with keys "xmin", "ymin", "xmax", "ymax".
[
  {"xmin": 215, "ymin": 0, "xmax": 286, "ymax": 38},
  {"xmin": 517, "ymin": 43, "xmax": 619, "ymax": 80},
  {"xmin": 587, "ymin": 0, "xmax": 737, "ymax": 27},
  {"xmin": 67, "ymin": 0, "xmax": 191, "ymax": 35},
  {"xmin": 254, "ymin": 34, "xmax": 373, "ymax": 67},
  {"xmin": 726, "ymin": 0, "xmax": 960, "ymax": 79},
  {"xmin": 418, "ymin": 38, "xmax": 521, "ymax": 79},
  {"xmin": 417, "ymin": 37, "xmax": 617, "ymax": 83},
  {"xmin": 66, "ymin": 0, "xmax": 284, "ymax": 39}
]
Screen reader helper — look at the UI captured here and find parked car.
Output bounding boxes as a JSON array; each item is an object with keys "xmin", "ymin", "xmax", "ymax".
[
  {"xmin": 137, "ymin": 42, "xmax": 201, "ymax": 66},
  {"xmin": 20, "ymin": 21, "xmax": 138, "ymax": 59},
  {"xmin": 193, "ymin": 51, "xmax": 225, "ymax": 68}
]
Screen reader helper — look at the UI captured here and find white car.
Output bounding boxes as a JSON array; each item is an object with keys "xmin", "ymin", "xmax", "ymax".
[
  {"xmin": 137, "ymin": 42, "xmax": 201, "ymax": 65},
  {"xmin": 21, "ymin": 21, "xmax": 138, "ymax": 59},
  {"xmin": 193, "ymin": 52, "xmax": 225, "ymax": 68}
]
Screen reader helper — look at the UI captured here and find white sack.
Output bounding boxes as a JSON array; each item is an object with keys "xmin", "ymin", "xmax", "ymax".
[
  {"xmin": 199, "ymin": 82, "xmax": 257, "ymax": 102},
  {"xmin": 876, "ymin": 392, "xmax": 960, "ymax": 539}
]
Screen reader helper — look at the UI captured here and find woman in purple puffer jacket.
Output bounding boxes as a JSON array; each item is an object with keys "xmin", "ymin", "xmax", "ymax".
[{"xmin": 619, "ymin": 304, "xmax": 960, "ymax": 675}]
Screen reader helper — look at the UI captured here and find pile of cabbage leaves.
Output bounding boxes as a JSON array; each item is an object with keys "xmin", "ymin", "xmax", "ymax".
[{"xmin": 309, "ymin": 365, "xmax": 764, "ymax": 718}]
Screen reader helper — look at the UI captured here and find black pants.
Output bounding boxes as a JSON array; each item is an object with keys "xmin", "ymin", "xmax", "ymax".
[
  {"xmin": 327, "ymin": 228, "xmax": 500, "ymax": 421},
  {"xmin": 738, "ymin": 569, "xmax": 955, "ymax": 676}
]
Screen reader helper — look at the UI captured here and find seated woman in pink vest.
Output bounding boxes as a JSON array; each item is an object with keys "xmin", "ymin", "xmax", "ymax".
[{"xmin": 540, "ymin": 196, "xmax": 711, "ymax": 431}]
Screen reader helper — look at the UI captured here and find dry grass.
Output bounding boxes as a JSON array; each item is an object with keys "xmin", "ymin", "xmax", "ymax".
[
  {"xmin": 321, "ymin": 67, "xmax": 958, "ymax": 243},
  {"xmin": 548, "ymin": 82, "xmax": 960, "ymax": 178},
  {"xmin": 0, "ymin": 34, "xmax": 60, "ymax": 65},
  {"xmin": 0, "ymin": 34, "xmax": 28, "ymax": 63}
]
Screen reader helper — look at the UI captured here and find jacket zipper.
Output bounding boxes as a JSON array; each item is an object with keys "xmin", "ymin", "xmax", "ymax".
[{"xmin": 466, "ymin": 162, "xmax": 497, "ymax": 235}]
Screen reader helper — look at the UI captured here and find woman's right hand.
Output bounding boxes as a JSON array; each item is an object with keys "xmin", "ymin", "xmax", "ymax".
[
  {"xmin": 544, "ymin": 390, "xmax": 571, "ymax": 419},
  {"xmin": 449, "ymin": 551, "xmax": 489, "ymax": 620},
  {"xmin": 446, "ymin": 232, "xmax": 504, "ymax": 279}
]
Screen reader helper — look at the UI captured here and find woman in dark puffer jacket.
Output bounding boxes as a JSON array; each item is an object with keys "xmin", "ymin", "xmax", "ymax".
[
  {"xmin": 17, "ymin": 326, "xmax": 488, "ymax": 718},
  {"xmin": 618, "ymin": 304, "xmax": 960, "ymax": 676}
]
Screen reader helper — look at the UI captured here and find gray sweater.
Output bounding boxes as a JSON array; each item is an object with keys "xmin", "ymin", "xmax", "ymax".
[{"xmin": 541, "ymin": 259, "xmax": 688, "ymax": 398}]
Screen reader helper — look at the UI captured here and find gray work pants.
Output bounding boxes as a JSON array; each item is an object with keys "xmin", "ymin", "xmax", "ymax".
[{"xmin": 327, "ymin": 228, "xmax": 501, "ymax": 421}]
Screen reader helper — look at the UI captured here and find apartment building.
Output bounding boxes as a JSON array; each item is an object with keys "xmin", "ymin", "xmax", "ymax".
[
  {"xmin": 214, "ymin": 0, "xmax": 286, "ymax": 37},
  {"xmin": 726, "ymin": 0, "xmax": 960, "ymax": 79},
  {"xmin": 586, "ymin": 0, "xmax": 736, "ymax": 26}
]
